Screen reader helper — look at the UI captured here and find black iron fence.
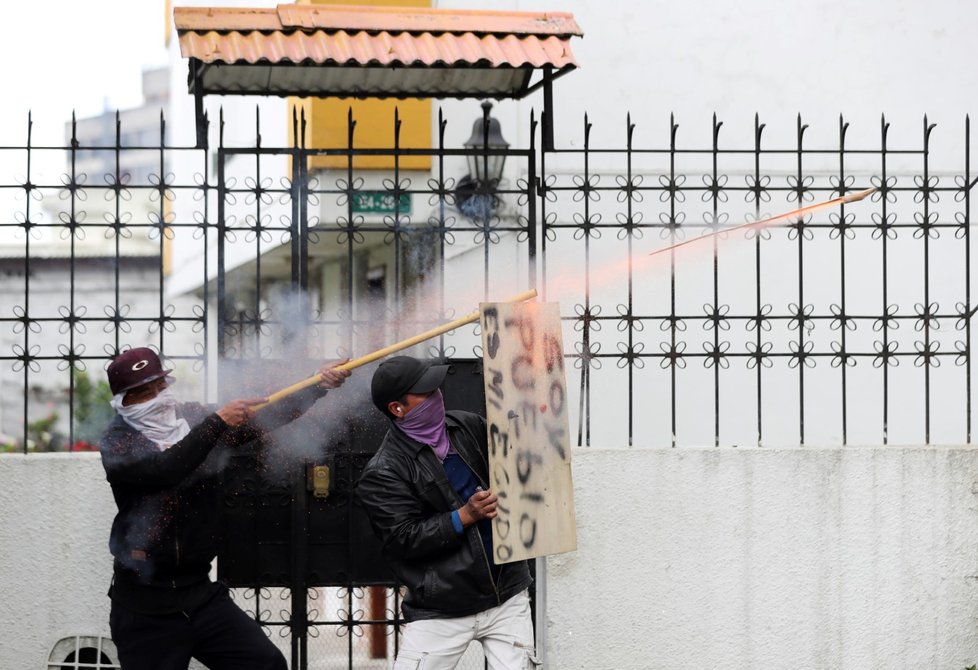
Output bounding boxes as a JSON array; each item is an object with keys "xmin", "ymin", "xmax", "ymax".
[
  {"xmin": 1, "ymin": 104, "xmax": 974, "ymax": 667},
  {"xmin": 542, "ymin": 113, "xmax": 974, "ymax": 448},
  {"xmin": 0, "ymin": 108, "xmax": 974, "ymax": 452}
]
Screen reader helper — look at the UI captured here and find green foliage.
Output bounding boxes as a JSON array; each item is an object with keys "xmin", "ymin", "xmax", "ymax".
[
  {"xmin": 26, "ymin": 412, "xmax": 62, "ymax": 452},
  {"xmin": 72, "ymin": 369, "xmax": 114, "ymax": 446}
]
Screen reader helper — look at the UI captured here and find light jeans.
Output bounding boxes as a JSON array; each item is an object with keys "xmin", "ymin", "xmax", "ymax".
[{"xmin": 392, "ymin": 589, "xmax": 539, "ymax": 669}]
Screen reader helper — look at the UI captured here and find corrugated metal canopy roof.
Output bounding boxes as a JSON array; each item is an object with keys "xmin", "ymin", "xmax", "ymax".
[{"xmin": 174, "ymin": 4, "xmax": 582, "ymax": 99}]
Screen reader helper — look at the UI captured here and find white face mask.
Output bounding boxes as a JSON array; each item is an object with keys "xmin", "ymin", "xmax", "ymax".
[{"xmin": 110, "ymin": 388, "xmax": 190, "ymax": 450}]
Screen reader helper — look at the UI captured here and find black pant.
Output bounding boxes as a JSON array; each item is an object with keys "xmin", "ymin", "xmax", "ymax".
[{"xmin": 109, "ymin": 585, "xmax": 287, "ymax": 670}]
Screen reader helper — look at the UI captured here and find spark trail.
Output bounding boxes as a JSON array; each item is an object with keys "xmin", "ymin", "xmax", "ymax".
[{"xmin": 649, "ymin": 187, "xmax": 877, "ymax": 258}]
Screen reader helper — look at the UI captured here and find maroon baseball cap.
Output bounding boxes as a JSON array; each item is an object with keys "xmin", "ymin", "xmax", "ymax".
[{"xmin": 106, "ymin": 347, "xmax": 173, "ymax": 395}]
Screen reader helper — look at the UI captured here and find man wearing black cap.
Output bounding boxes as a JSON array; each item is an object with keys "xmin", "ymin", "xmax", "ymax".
[
  {"xmin": 99, "ymin": 346, "xmax": 349, "ymax": 670},
  {"xmin": 356, "ymin": 356, "xmax": 536, "ymax": 669}
]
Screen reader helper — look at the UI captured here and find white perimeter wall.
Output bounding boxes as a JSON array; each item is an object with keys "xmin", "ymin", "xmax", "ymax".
[
  {"xmin": 0, "ymin": 453, "xmax": 116, "ymax": 667},
  {"xmin": 3, "ymin": 448, "xmax": 978, "ymax": 669},
  {"xmin": 546, "ymin": 447, "xmax": 978, "ymax": 669}
]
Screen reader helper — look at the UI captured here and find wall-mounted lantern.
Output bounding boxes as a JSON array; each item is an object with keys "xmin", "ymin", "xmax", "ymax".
[{"xmin": 456, "ymin": 101, "xmax": 510, "ymax": 219}]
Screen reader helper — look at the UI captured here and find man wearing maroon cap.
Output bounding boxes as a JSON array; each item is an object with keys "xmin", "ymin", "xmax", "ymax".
[
  {"xmin": 356, "ymin": 356, "xmax": 536, "ymax": 669},
  {"xmin": 99, "ymin": 347, "xmax": 349, "ymax": 670}
]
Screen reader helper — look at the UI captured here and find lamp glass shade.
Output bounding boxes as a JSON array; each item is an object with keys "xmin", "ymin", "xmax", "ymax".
[{"xmin": 463, "ymin": 102, "xmax": 509, "ymax": 184}]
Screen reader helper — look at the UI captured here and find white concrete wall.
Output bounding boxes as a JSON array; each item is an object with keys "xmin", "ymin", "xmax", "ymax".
[
  {"xmin": 4, "ymin": 448, "xmax": 978, "ymax": 669},
  {"xmin": 547, "ymin": 446, "xmax": 978, "ymax": 669},
  {"xmin": 0, "ymin": 453, "xmax": 115, "ymax": 668}
]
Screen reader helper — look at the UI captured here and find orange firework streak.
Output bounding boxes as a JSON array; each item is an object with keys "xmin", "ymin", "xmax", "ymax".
[
  {"xmin": 539, "ymin": 188, "xmax": 878, "ymax": 304},
  {"xmin": 253, "ymin": 289, "xmax": 539, "ymax": 409},
  {"xmin": 649, "ymin": 187, "xmax": 877, "ymax": 258}
]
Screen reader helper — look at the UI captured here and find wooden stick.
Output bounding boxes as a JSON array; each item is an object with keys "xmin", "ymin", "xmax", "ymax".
[{"xmin": 254, "ymin": 288, "xmax": 539, "ymax": 409}]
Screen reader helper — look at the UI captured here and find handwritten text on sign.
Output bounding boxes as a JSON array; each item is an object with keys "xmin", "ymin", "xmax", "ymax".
[{"xmin": 480, "ymin": 301, "xmax": 577, "ymax": 564}]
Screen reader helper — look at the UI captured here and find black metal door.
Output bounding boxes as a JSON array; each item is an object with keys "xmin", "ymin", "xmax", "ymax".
[{"xmin": 218, "ymin": 360, "xmax": 490, "ymax": 669}]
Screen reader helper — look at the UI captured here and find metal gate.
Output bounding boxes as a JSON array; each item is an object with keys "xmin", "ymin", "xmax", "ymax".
[
  {"xmin": 218, "ymin": 358, "xmax": 493, "ymax": 669},
  {"xmin": 210, "ymin": 125, "xmax": 537, "ymax": 668}
]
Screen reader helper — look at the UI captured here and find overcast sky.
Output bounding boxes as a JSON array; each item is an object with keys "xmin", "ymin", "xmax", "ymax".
[
  {"xmin": 0, "ymin": 1, "xmax": 171, "ymax": 146},
  {"xmin": 0, "ymin": 1, "xmax": 171, "ymax": 226}
]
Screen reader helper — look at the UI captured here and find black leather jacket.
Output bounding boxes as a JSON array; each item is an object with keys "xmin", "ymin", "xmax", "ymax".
[{"xmin": 356, "ymin": 410, "xmax": 532, "ymax": 621}]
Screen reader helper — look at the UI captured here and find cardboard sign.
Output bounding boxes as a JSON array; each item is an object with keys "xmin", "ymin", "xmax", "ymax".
[{"xmin": 479, "ymin": 300, "xmax": 577, "ymax": 563}]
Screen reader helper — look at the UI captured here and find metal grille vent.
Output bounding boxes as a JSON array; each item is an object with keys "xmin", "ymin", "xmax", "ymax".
[{"xmin": 47, "ymin": 636, "xmax": 119, "ymax": 670}]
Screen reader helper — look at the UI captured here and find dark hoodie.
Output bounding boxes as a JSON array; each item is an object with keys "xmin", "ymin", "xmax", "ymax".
[{"xmin": 99, "ymin": 388, "xmax": 325, "ymax": 614}]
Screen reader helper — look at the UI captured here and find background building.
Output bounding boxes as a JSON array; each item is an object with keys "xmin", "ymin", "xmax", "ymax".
[{"xmin": 0, "ymin": 66, "xmax": 202, "ymax": 450}]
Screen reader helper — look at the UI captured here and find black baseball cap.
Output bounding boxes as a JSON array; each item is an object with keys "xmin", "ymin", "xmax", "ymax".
[
  {"xmin": 106, "ymin": 347, "xmax": 173, "ymax": 395},
  {"xmin": 371, "ymin": 356, "xmax": 449, "ymax": 415}
]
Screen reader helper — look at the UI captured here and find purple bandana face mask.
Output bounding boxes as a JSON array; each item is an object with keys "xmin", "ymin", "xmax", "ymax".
[{"xmin": 396, "ymin": 389, "xmax": 451, "ymax": 461}]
